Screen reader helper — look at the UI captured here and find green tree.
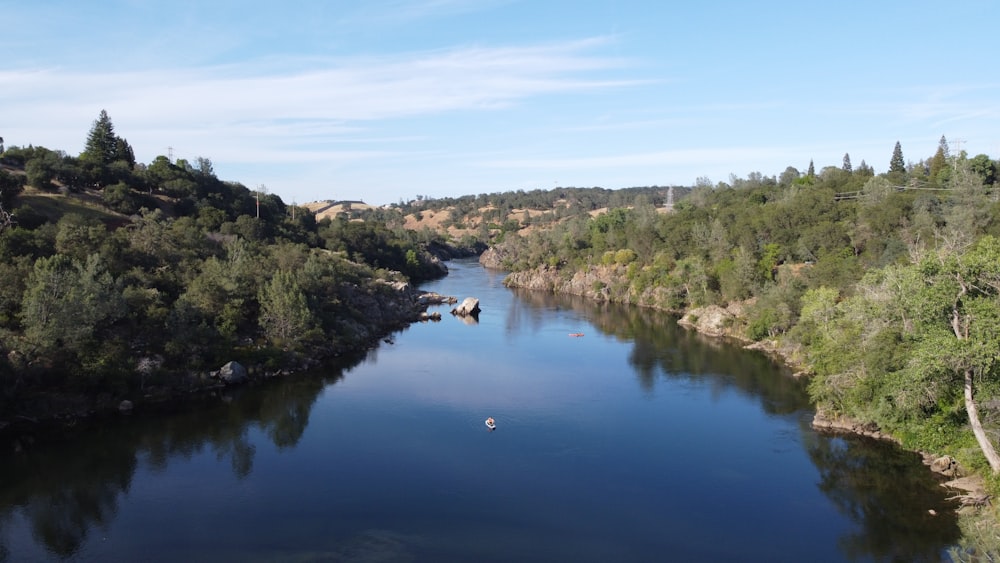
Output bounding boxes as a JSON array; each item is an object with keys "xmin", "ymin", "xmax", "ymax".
[
  {"xmin": 102, "ymin": 182, "xmax": 142, "ymax": 215},
  {"xmin": 0, "ymin": 168, "xmax": 25, "ymax": 209},
  {"xmin": 909, "ymin": 237, "xmax": 1000, "ymax": 472},
  {"xmin": 968, "ymin": 154, "xmax": 997, "ymax": 187},
  {"xmin": 25, "ymin": 152, "xmax": 59, "ymax": 190},
  {"xmin": 717, "ymin": 246, "xmax": 757, "ymax": 301},
  {"xmin": 82, "ymin": 110, "xmax": 118, "ymax": 166},
  {"xmin": 890, "ymin": 141, "xmax": 906, "ymax": 174},
  {"xmin": 258, "ymin": 270, "xmax": 316, "ymax": 346},
  {"xmin": 929, "ymin": 135, "xmax": 950, "ymax": 185},
  {"xmin": 81, "ymin": 110, "xmax": 135, "ymax": 187},
  {"xmin": 943, "ymin": 160, "xmax": 990, "ymax": 236},
  {"xmin": 54, "ymin": 214, "xmax": 110, "ymax": 262},
  {"xmin": 180, "ymin": 238, "xmax": 262, "ymax": 340},
  {"xmin": 20, "ymin": 253, "xmax": 125, "ymax": 357},
  {"xmin": 842, "ymin": 153, "xmax": 852, "ymax": 173},
  {"xmin": 114, "ymin": 137, "xmax": 136, "ymax": 168}
]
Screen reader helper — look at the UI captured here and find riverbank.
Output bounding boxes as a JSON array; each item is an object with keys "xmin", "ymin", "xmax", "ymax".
[
  {"xmin": 494, "ymin": 256, "xmax": 993, "ymax": 518},
  {"xmin": 0, "ymin": 279, "xmax": 456, "ymax": 447}
]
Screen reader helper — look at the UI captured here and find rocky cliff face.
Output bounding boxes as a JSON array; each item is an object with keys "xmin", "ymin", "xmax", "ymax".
[
  {"xmin": 493, "ymin": 256, "xmax": 803, "ymax": 370},
  {"xmin": 478, "ymin": 246, "xmax": 508, "ymax": 269},
  {"xmin": 500, "ymin": 263, "xmax": 681, "ymax": 312},
  {"xmin": 328, "ymin": 279, "xmax": 431, "ymax": 354}
]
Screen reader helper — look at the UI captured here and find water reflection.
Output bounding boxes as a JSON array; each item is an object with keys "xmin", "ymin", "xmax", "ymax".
[
  {"xmin": 806, "ymin": 434, "xmax": 961, "ymax": 561},
  {"xmin": 509, "ymin": 288, "xmax": 809, "ymax": 413},
  {"xmin": 0, "ymin": 367, "xmax": 347, "ymax": 559},
  {"xmin": 506, "ymin": 286, "xmax": 960, "ymax": 560}
]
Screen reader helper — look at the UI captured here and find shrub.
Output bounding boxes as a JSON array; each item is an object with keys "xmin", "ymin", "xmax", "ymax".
[
  {"xmin": 614, "ymin": 248, "xmax": 637, "ymax": 265},
  {"xmin": 746, "ymin": 307, "xmax": 778, "ymax": 341}
]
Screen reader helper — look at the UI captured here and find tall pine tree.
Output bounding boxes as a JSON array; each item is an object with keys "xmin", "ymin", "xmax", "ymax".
[
  {"xmin": 81, "ymin": 110, "xmax": 135, "ymax": 187},
  {"xmin": 889, "ymin": 141, "xmax": 906, "ymax": 174},
  {"xmin": 114, "ymin": 136, "xmax": 136, "ymax": 167},
  {"xmin": 929, "ymin": 135, "xmax": 950, "ymax": 184},
  {"xmin": 842, "ymin": 153, "xmax": 852, "ymax": 173},
  {"xmin": 83, "ymin": 110, "xmax": 118, "ymax": 165}
]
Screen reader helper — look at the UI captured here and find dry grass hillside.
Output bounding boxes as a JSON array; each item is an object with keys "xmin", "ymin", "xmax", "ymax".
[
  {"xmin": 303, "ymin": 200, "xmax": 376, "ymax": 222},
  {"xmin": 400, "ymin": 205, "xmax": 559, "ymax": 239},
  {"xmin": 399, "ymin": 200, "xmax": 672, "ymax": 239}
]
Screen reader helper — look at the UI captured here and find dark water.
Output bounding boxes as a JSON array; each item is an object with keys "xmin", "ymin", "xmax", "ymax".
[{"xmin": 0, "ymin": 259, "xmax": 961, "ymax": 562}]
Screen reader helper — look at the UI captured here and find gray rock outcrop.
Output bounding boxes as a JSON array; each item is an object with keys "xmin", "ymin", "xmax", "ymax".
[
  {"xmin": 479, "ymin": 247, "xmax": 506, "ymax": 269},
  {"xmin": 451, "ymin": 297, "xmax": 481, "ymax": 318},
  {"xmin": 217, "ymin": 361, "xmax": 248, "ymax": 385}
]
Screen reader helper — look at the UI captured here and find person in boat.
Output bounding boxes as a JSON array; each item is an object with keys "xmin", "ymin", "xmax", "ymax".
[{"xmin": 486, "ymin": 417, "xmax": 495, "ymax": 427}]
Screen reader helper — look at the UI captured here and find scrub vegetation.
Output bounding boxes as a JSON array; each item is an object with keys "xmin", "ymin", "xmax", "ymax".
[{"xmin": 0, "ymin": 111, "xmax": 456, "ymax": 417}]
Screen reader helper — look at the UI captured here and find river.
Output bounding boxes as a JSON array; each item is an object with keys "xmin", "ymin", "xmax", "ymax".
[{"xmin": 0, "ymin": 259, "xmax": 961, "ymax": 562}]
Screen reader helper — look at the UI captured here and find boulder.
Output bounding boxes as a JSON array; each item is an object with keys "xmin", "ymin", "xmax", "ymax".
[
  {"xmin": 451, "ymin": 297, "xmax": 481, "ymax": 318},
  {"xmin": 217, "ymin": 361, "xmax": 248, "ymax": 385},
  {"xmin": 118, "ymin": 400, "xmax": 134, "ymax": 413},
  {"xmin": 929, "ymin": 455, "xmax": 960, "ymax": 478}
]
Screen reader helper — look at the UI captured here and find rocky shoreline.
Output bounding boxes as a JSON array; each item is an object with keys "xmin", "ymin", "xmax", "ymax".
[{"xmin": 0, "ymin": 279, "xmax": 456, "ymax": 446}]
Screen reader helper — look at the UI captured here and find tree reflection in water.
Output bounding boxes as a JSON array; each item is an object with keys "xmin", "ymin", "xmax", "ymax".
[
  {"xmin": 806, "ymin": 433, "xmax": 961, "ymax": 561},
  {"xmin": 507, "ymin": 286, "xmax": 962, "ymax": 560},
  {"xmin": 0, "ymin": 365, "xmax": 348, "ymax": 559},
  {"xmin": 509, "ymin": 288, "xmax": 809, "ymax": 412}
]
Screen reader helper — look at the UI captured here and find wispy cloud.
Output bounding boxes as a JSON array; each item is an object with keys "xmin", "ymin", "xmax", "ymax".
[
  {"xmin": 340, "ymin": 0, "xmax": 518, "ymax": 26},
  {"xmin": 480, "ymin": 147, "xmax": 789, "ymax": 169},
  {"xmin": 2, "ymin": 38, "xmax": 637, "ymax": 163}
]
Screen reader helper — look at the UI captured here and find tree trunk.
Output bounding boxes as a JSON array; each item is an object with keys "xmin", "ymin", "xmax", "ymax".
[
  {"xmin": 964, "ymin": 367, "xmax": 1000, "ymax": 473},
  {"xmin": 952, "ymin": 294, "xmax": 1000, "ymax": 473}
]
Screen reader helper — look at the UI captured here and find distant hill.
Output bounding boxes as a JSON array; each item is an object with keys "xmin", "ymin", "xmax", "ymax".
[
  {"xmin": 303, "ymin": 200, "xmax": 375, "ymax": 221},
  {"xmin": 390, "ymin": 186, "xmax": 686, "ymax": 240}
]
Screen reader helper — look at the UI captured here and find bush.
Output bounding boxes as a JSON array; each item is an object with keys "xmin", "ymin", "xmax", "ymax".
[
  {"xmin": 746, "ymin": 307, "xmax": 778, "ymax": 341},
  {"xmin": 614, "ymin": 248, "xmax": 637, "ymax": 265},
  {"xmin": 0, "ymin": 169, "xmax": 25, "ymax": 208},
  {"xmin": 102, "ymin": 182, "xmax": 142, "ymax": 214}
]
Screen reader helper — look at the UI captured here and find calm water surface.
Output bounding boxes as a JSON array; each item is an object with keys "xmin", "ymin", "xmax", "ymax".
[{"xmin": 0, "ymin": 259, "xmax": 961, "ymax": 562}]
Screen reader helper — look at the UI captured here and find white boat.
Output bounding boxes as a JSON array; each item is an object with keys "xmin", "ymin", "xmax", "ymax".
[{"xmin": 485, "ymin": 417, "xmax": 496, "ymax": 430}]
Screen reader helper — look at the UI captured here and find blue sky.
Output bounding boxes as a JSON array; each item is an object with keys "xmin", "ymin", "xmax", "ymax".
[{"xmin": 4, "ymin": 0, "xmax": 999, "ymax": 206}]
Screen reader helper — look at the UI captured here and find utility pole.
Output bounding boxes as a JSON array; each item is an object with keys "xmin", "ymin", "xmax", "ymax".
[{"xmin": 952, "ymin": 138, "xmax": 966, "ymax": 160}]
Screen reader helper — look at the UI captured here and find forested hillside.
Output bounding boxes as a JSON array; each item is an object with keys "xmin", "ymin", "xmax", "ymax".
[{"xmin": 0, "ymin": 111, "xmax": 457, "ymax": 419}]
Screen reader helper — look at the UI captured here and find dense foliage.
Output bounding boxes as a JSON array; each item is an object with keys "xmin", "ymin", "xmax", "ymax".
[
  {"xmin": 486, "ymin": 144, "xmax": 1000, "ymax": 478},
  {"xmin": 0, "ymin": 111, "xmax": 450, "ymax": 407}
]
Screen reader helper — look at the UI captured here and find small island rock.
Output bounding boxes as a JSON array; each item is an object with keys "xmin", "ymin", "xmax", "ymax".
[{"xmin": 451, "ymin": 297, "xmax": 481, "ymax": 318}]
